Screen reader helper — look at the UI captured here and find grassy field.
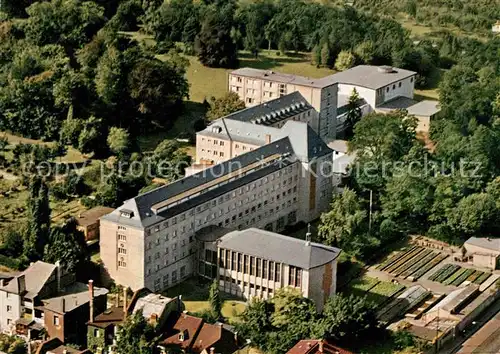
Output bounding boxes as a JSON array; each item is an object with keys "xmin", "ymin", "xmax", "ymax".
[{"xmin": 162, "ymin": 277, "xmax": 246, "ymax": 322}]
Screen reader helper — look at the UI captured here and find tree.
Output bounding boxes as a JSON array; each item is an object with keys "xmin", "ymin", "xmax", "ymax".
[
  {"xmin": 314, "ymin": 294, "xmax": 378, "ymax": 344},
  {"xmin": 78, "ymin": 116, "xmax": 103, "ymax": 155},
  {"xmin": 115, "ymin": 310, "xmax": 156, "ymax": 354},
  {"xmin": 405, "ymin": 0, "xmax": 417, "ymax": 18},
  {"xmin": 107, "ymin": 127, "xmax": 130, "ymax": 156},
  {"xmin": 208, "ymin": 279, "xmax": 222, "ymax": 320},
  {"xmin": 206, "ymin": 92, "xmax": 246, "ymax": 121},
  {"xmin": 195, "ymin": 3, "xmax": 238, "ymax": 68},
  {"xmin": 447, "ymin": 193, "xmax": 499, "ymax": 236},
  {"xmin": 335, "ymin": 51, "xmax": 355, "ymax": 71},
  {"xmin": 237, "ymin": 298, "xmax": 272, "ymax": 350},
  {"xmin": 0, "ymin": 227, "xmax": 25, "ymax": 258},
  {"xmin": 318, "ymin": 188, "xmax": 368, "ymax": 253},
  {"xmin": 95, "ymin": 46, "xmax": 124, "ymax": 106},
  {"xmin": 320, "ymin": 43, "xmax": 331, "ymax": 68},
  {"xmin": 354, "ymin": 40, "xmax": 375, "ymax": 64},
  {"xmin": 344, "ymin": 88, "xmax": 362, "ymax": 137},
  {"xmin": 60, "ymin": 116, "xmax": 84, "ymax": 147},
  {"xmin": 23, "ymin": 177, "xmax": 51, "ymax": 261},
  {"xmin": 44, "ymin": 218, "xmax": 89, "ymax": 274}
]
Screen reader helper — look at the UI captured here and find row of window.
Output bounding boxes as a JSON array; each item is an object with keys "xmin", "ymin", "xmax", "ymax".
[
  {"xmin": 153, "ymin": 266, "xmax": 186, "ymax": 291},
  {"xmin": 219, "ymin": 249, "xmax": 283, "ymax": 283},
  {"xmin": 221, "ymin": 277, "xmax": 276, "ymax": 295}
]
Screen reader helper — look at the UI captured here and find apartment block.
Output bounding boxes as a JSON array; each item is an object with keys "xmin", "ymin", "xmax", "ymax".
[
  {"xmin": 229, "ymin": 68, "xmax": 338, "ymax": 139},
  {"xmin": 100, "ymin": 122, "xmax": 334, "ymax": 292},
  {"xmin": 215, "ymin": 228, "xmax": 341, "ymax": 311}
]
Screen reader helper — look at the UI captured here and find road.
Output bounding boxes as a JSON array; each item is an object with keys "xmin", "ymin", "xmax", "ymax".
[{"xmin": 441, "ymin": 298, "xmax": 500, "ymax": 354}]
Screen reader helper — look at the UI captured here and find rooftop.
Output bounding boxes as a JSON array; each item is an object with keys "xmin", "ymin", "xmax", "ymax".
[
  {"xmin": 75, "ymin": 206, "xmax": 114, "ymax": 227},
  {"xmin": 223, "ymin": 91, "xmax": 312, "ymax": 124},
  {"xmin": 163, "ymin": 313, "xmax": 204, "ymax": 350},
  {"xmin": 428, "ymin": 285, "xmax": 479, "ymax": 315},
  {"xmin": 133, "ymin": 293, "xmax": 176, "ymax": 320},
  {"xmin": 0, "ymin": 261, "xmax": 56, "ymax": 296},
  {"xmin": 218, "ymin": 228, "xmax": 341, "ymax": 269},
  {"xmin": 231, "ymin": 65, "xmax": 417, "ymax": 90},
  {"xmin": 465, "ymin": 237, "xmax": 500, "ymax": 254},
  {"xmin": 376, "ymin": 96, "xmax": 417, "ymax": 111},
  {"xmin": 287, "ymin": 339, "xmax": 354, "ymax": 354},
  {"xmin": 88, "ymin": 306, "xmax": 125, "ymax": 328},
  {"xmin": 103, "ymin": 122, "xmax": 331, "ymax": 228},
  {"xmin": 407, "ymin": 100, "xmax": 441, "ymax": 117},
  {"xmin": 42, "ymin": 282, "xmax": 108, "ymax": 314},
  {"xmin": 327, "ymin": 140, "xmax": 348, "ymax": 154}
]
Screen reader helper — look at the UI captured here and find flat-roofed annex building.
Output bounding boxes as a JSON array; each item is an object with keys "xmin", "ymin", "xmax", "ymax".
[
  {"xmin": 100, "ymin": 121, "xmax": 334, "ymax": 292},
  {"xmin": 217, "ymin": 228, "xmax": 341, "ymax": 311}
]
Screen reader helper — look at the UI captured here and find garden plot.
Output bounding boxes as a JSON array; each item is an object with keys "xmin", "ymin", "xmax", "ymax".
[
  {"xmin": 427, "ymin": 264, "xmax": 492, "ymax": 286},
  {"xmin": 344, "ymin": 276, "xmax": 405, "ymax": 308},
  {"xmin": 377, "ymin": 285, "xmax": 430, "ymax": 324}
]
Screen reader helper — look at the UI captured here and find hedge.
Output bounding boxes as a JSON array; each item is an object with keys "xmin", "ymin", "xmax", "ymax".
[{"xmin": 0, "ymin": 254, "xmax": 21, "ymax": 270}]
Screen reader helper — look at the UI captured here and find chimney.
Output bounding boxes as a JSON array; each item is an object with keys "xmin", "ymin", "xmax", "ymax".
[
  {"xmin": 265, "ymin": 134, "xmax": 271, "ymax": 144},
  {"xmin": 150, "ymin": 313, "xmax": 159, "ymax": 325},
  {"xmin": 234, "ymin": 331, "xmax": 238, "ymax": 344},
  {"xmin": 305, "ymin": 223, "xmax": 312, "ymax": 246},
  {"xmin": 318, "ymin": 341, "xmax": 324, "ymax": 353},
  {"xmin": 88, "ymin": 280, "xmax": 94, "ymax": 323},
  {"xmin": 123, "ymin": 287, "xmax": 128, "ymax": 320},
  {"xmin": 177, "ymin": 295, "xmax": 183, "ymax": 312},
  {"xmin": 0, "ymin": 279, "xmax": 4, "ymax": 287},
  {"xmin": 55, "ymin": 261, "xmax": 61, "ymax": 292},
  {"xmin": 115, "ymin": 289, "xmax": 120, "ymax": 308},
  {"xmin": 17, "ymin": 275, "xmax": 26, "ymax": 294},
  {"xmin": 210, "ymin": 348, "xmax": 215, "ymax": 354}
]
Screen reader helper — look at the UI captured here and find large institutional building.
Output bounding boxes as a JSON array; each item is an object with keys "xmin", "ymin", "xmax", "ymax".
[
  {"xmin": 229, "ymin": 65, "xmax": 424, "ymax": 138},
  {"xmin": 100, "ymin": 122, "xmax": 334, "ymax": 292},
  {"xmin": 100, "ymin": 64, "xmax": 438, "ymax": 302}
]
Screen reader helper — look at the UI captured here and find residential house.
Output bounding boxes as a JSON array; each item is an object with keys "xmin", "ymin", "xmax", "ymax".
[
  {"xmin": 35, "ymin": 338, "xmax": 92, "ymax": 354},
  {"xmin": 132, "ymin": 293, "xmax": 183, "ymax": 329},
  {"xmin": 159, "ymin": 313, "xmax": 240, "ymax": 354},
  {"xmin": 42, "ymin": 280, "xmax": 108, "ymax": 346},
  {"xmin": 215, "ymin": 228, "xmax": 341, "ymax": 311},
  {"xmin": 0, "ymin": 261, "xmax": 74, "ymax": 334},
  {"xmin": 287, "ymin": 339, "xmax": 354, "ymax": 354}
]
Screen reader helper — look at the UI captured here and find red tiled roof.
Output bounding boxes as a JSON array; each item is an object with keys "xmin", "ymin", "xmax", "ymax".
[
  {"xmin": 163, "ymin": 314, "xmax": 204, "ymax": 350},
  {"xmin": 287, "ymin": 340, "xmax": 354, "ymax": 354},
  {"xmin": 191, "ymin": 323, "xmax": 239, "ymax": 354},
  {"xmin": 88, "ymin": 306, "xmax": 125, "ymax": 328}
]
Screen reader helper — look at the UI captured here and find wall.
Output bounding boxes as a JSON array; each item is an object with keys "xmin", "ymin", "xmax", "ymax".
[
  {"xmin": 100, "ymin": 219, "xmax": 146, "ymax": 291},
  {"xmin": 415, "ymin": 114, "xmax": 431, "ymax": 133},
  {"xmin": 472, "ymin": 254, "xmax": 498, "ymax": 270},
  {"xmin": 0, "ymin": 290, "xmax": 21, "ymax": 332},
  {"xmin": 381, "ymin": 76, "xmax": 415, "ymax": 103},
  {"xmin": 338, "ymin": 84, "xmax": 377, "ymax": 111},
  {"xmin": 306, "ymin": 259, "xmax": 337, "ymax": 312}
]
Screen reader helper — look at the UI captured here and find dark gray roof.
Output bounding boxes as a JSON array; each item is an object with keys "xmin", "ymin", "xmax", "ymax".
[
  {"xmin": 0, "ymin": 261, "xmax": 56, "ymax": 295},
  {"xmin": 407, "ymin": 100, "xmax": 441, "ymax": 117},
  {"xmin": 230, "ymin": 68, "xmax": 336, "ymax": 88},
  {"xmin": 103, "ymin": 122, "xmax": 332, "ymax": 227},
  {"xmin": 224, "ymin": 92, "xmax": 312, "ymax": 124},
  {"xmin": 376, "ymin": 96, "xmax": 417, "ymax": 111},
  {"xmin": 218, "ymin": 228, "xmax": 341, "ymax": 269},
  {"xmin": 42, "ymin": 282, "xmax": 108, "ymax": 314}
]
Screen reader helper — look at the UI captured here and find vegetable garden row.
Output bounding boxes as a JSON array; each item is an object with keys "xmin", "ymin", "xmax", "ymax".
[
  {"xmin": 428, "ymin": 264, "xmax": 492, "ymax": 286},
  {"xmin": 377, "ymin": 246, "xmax": 447, "ymax": 282},
  {"xmin": 344, "ymin": 276, "xmax": 405, "ymax": 308}
]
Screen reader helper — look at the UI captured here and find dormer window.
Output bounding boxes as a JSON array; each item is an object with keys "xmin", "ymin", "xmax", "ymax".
[
  {"xmin": 178, "ymin": 329, "xmax": 188, "ymax": 341},
  {"xmin": 120, "ymin": 209, "xmax": 134, "ymax": 218}
]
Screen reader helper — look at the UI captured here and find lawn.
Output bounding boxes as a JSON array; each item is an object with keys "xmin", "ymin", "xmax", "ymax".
[{"xmin": 162, "ymin": 277, "xmax": 246, "ymax": 322}]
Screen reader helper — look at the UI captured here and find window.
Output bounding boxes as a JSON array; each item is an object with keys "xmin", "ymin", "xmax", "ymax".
[
  {"xmin": 163, "ymin": 275, "xmax": 169, "ymax": 288},
  {"xmin": 220, "ymin": 152, "xmax": 224, "ymax": 157},
  {"xmin": 53, "ymin": 315, "xmax": 60, "ymax": 326},
  {"xmin": 275, "ymin": 264, "xmax": 281, "ymax": 282},
  {"xmin": 214, "ymin": 139, "xmax": 218, "ymax": 145},
  {"xmin": 237, "ymin": 77, "xmax": 242, "ymax": 83},
  {"xmin": 398, "ymin": 82, "xmax": 402, "ymax": 88},
  {"xmin": 94, "ymin": 329, "xmax": 100, "ymax": 338},
  {"xmin": 386, "ymin": 87, "xmax": 389, "ymax": 93},
  {"xmin": 410, "ymin": 77, "xmax": 414, "ymax": 83},
  {"xmin": 231, "ymin": 252, "xmax": 237, "ymax": 271},
  {"xmin": 6, "ymin": 305, "xmax": 12, "ymax": 312},
  {"xmin": 250, "ymin": 257, "xmax": 255, "ymax": 276},
  {"xmin": 244, "ymin": 255, "xmax": 248, "ymax": 274},
  {"xmin": 172, "ymin": 270, "xmax": 178, "ymax": 282},
  {"xmin": 118, "ymin": 234, "xmax": 126, "ymax": 241},
  {"xmin": 392, "ymin": 84, "xmax": 396, "ymax": 89},
  {"xmin": 289, "ymin": 266, "xmax": 296, "ymax": 286},
  {"xmin": 256, "ymin": 258, "xmax": 261, "ymax": 277},
  {"xmin": 118, "ymin": 248, "xmax": 126, "ymax": 255},
  {"xmin": 118, "ymin": 226, "xmax": 127, "ymax": 230},
  {"xmin": 269, "ymin": 261, "xmax": 274, "ymax": 281},
  {"xmin": 262, "ymin": 260, "xmax": 268, "ymax": 279},
  {"xmin": 237, "ymin": 253, "xmax": 242, "ymax": 272},
  {"xmin": 180, "ymin": 266, "xmax": 186, "ymax": 278},
  {"xmin": 118, "ymin": 261, "xmax": 126, "ymax": 267}
]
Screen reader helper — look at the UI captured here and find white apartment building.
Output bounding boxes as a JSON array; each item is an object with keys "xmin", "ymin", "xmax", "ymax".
[
  {"xmin": 100, "ymin": 122, "xmax": 334, "ymax": 292},
  {"xmin": 0, "ymin": 261, "xmax": 73, "ymax": 334},
  {"xmin": 216, "ymin": 228, "xmax": 341, "ymax": 311},
  {"xmin": 229, "ymin": 68, "xmax": 338, "ymax": 139}
]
